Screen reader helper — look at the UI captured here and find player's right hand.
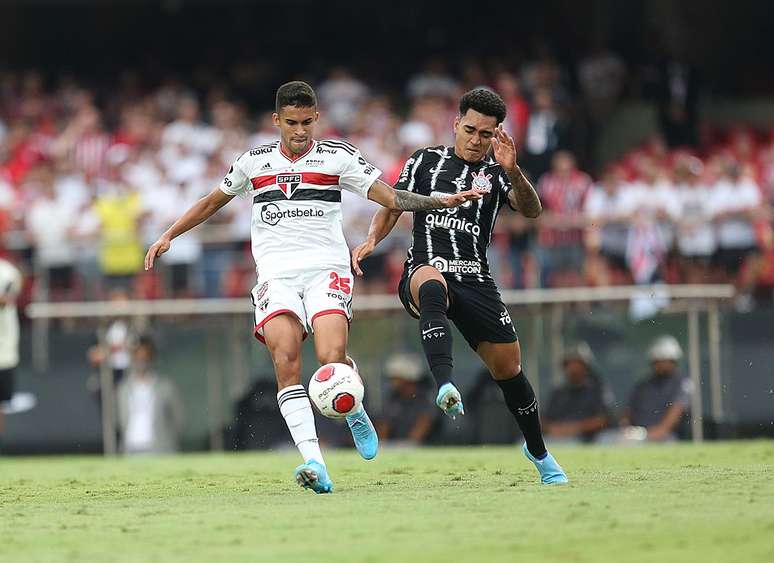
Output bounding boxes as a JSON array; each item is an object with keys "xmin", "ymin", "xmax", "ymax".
[
  {"xmin": 442, "ymin": 188, "xmax": 486, "ymax": 208},
  {"xmin": 351, "ymin": 240, "xmax": 375, "ymax": 276},
  {"xmin": 144, "ymin": 237, "xmax": 171, "ymax": 270}
]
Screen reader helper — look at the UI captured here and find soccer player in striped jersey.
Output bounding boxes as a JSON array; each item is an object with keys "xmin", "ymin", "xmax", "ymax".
[
  {"xmin": 145, "ymin": 81, "xmax": 483, "ymax": 493},
  {"xmin": 352, "ymin": 88, "xmax": 568, "ymax": 484}
]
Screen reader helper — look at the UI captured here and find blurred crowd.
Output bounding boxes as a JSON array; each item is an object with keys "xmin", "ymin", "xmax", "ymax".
[{"xmin": 1, "ymin": 52, "xmax": 773, "ymax": 304}]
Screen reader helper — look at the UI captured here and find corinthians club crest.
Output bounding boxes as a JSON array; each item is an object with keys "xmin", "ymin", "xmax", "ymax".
[{"xmin": 470, "ymin": 169, "xmax": 493, "ymax": 193}]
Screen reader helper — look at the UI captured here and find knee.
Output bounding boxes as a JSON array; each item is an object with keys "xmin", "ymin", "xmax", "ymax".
[
  {"xmin": 489, "ymin": 352, "xmax": 522, "ymax": 381},
  {"xmin": 418, "ymin": 280, "xmax": 448, "ymax": 314},
  {"xmin": 270, "ymin": 346, "xmax": 301, "ymax": 371},
  {"xmin": 317, "ymin": 346, "xmax": 347, "ymax": 366}
]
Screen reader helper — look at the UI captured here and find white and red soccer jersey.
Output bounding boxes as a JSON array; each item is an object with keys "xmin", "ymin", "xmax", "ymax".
[{"xmin": 219, "ymin": 139, "xmax": 382, "ymax": 279}]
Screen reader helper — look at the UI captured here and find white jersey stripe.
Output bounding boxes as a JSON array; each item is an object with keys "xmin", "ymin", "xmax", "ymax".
[
  {"xmin": 424, "ymin": 148, "xmax": 448, "ymax": 261},
  {"xmin": 407, "ymin": 153, "xmax": 424, "ymax": 192},
  {"xmin": 473, "ymin": 197, "xmax": 485, "ymax": 282},
  {"xmin": 488, "ymin": 189, "xmax": 501, "ymax": 245},
  {"xmin": 448, "ymin": 163, "xmax": 468, "ymax": 282}
]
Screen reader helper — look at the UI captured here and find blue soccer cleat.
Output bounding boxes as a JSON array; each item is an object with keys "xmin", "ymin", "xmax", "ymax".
[
  {"xmin": 436, "ymin": 382, "xmax": 464, "ymax": 419},
  {"xmin": 346, "ymin": 406, "xmax": 379, "ymax": 460},
  {"xmin": 522, "ymin": 442, "xmax": 569, "ymax": 485},
  {"xmin": 294, "ymin": 460, "xmax": 334, "ymax": 494}
]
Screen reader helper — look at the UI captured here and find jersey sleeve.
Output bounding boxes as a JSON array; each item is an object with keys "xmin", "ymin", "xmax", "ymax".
[
  {"xmin": 393, "ymin": 149, "xmax": 426, "ymax": 192},
  {"xmin": 219, "ymin": 155, "xmax": 251, "ymax": 196},
  {"xmin": 339, "ymin": 150, "xmax": 382, "ymax": 198},
  {"xmin": 497, "ymin": 171, "xmax": 518, "ymax": 211}
]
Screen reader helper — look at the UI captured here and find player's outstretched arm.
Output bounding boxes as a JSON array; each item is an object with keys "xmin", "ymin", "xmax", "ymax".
[
  {"xmin": 144, "ymin": 187, "xmax": 234, "ymax": 270},
  {"xmin": 352, "ymin": 207, "xmax": 403, "ymax": 276},
  {"xmin": 491, "ymin": 125, "xmax": 542, "ymax": 218},
  {"xmin": 367, "ymin": 179, "xmax": 484, "ymax": 212}
]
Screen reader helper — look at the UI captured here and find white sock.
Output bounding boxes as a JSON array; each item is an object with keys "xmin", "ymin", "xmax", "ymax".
[{"xmin": 277, "ymin": 384, "xmax": 324, "ymax": 465}]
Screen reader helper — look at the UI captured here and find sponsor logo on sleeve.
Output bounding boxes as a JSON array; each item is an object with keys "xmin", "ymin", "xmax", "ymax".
[{"xmin": 398, "ymin": 157, "xmax": 416, "ymax": 183}]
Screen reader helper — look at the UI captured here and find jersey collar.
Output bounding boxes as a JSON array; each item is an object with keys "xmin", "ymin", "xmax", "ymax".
[
  {"xmin": 450, "ymin": 147, "xmax": 493, "ymax": 168},
  {"xmin": 279, "ymin": 139, "xmax": 316, "ymax": 162}
]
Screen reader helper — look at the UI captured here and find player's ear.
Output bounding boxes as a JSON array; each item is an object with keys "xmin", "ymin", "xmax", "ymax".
[
  {"xmin": 453, "ymin": 115, "xmax": 460, "ymax": 133},
  {"xmin": 272, "ymin": 112, "xmax": 280, "ymax": 127},
  {"xmin": 314, "ymin": 111, "xmax": 320, "ymax": 122}
]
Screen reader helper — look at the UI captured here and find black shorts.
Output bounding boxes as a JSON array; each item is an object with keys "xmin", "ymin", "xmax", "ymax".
[
  {"xmin": 0, "ymin": 368, "xmax": 15, "ymax": 402},
  {"xmin": 398, "ymin": 265, "xmax": 518, "ymax": 351}
]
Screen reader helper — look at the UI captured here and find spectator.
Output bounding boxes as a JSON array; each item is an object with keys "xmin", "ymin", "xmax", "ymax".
[
  {"xmin": 739, "ymin": 223, "xmax": 774, "ymax": 301},
  {"xmin": 543, "ymin": 342, "xmax": 615, "ymax": 443},
  {"xmin": 376, "ymin": 353, "xmax": 438, "ymax": 444},
  {"xmin": 160, "ymin": 96, "xmax": 219, "ymax": 158},
  {"xmin": 91, "ymin": 179, "xmax": 146, "ymax": 293},
  {"xmin": 317, "ymin": 68, "xmax": 369, "ymax": 134},
  {"xmin": 25, "ymin": 169, "xmax": 78, "ymax": 299},
  {"xmin": 584, "ymin": 165, "xmax": 631, "ymax": 285},
  {"xmin": 521, "ymin": 87, "xmax": 565, "ymax": 180},
  {"xmin": 0, "ymin": 256, "xmax": 22, "ymax": 438},
  {"xmin": 117, "ymin": 335, "xmax": 184, "ymax": 455},
  {"xmin": 710, "ymin": 160, "xmax": 762, "ymax": 285},
  {"xmin": 535, "ymin": 151, "xmax": 592, "ymax": 287},
  {"xmin": 674, "ymin": 156, "xmax": 716, "ymax": 283},
  {"xmin": 577, "ymin": 43, "xmax": 626, "ymax": 122},
  {"xmin": 406, "ymin": 58, "xmax": 459, "ymax": 100},
  {"xmin": 494, "ymin": 72, "xmax": 530, "ymax": 149},
  {"xmin": 50, "ymin": 105, "xmax": 111, "ymax": 178},
  {"xmin": 622, "ymin": 336, "xmax": 692, "ymax": 442},
  {"xmin": 621, "ymin": 158, "xmax": 679, "ymax": 284},
  {"xmin": 87, "ymin": 288, "xmax": 136, "ymax": 396}
]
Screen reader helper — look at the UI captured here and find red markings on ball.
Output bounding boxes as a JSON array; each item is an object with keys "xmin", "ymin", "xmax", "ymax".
[
  {"xmin": 332, "ymin": 392, "xmax": 355, "ymax": 413},
  {"xmin": 315, "ymin": 365, "xmax": 335, "ymax": 382}
]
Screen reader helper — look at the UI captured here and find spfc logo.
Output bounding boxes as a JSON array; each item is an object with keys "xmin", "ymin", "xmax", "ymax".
[
  {"xmin": 470, "ymin": 170, "xmax": 493, "ymax": 193},
  {"xmin": 276, "ymin": 174, "xmax": 302, "ymax": 197}
]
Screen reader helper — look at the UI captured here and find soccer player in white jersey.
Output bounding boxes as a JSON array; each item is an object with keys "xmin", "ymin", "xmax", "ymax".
[{"xmin": 145, "ymin": 81, "xmax": 483, "ymax": 493}]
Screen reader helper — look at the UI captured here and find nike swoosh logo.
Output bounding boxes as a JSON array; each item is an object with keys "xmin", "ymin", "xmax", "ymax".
[{"xmin": 422, "ymin": 327, "xmax": 443, "ymax": 336}]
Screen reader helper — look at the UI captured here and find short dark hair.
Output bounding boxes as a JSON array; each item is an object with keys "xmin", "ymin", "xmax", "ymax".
[
  {"xmin": 275, "ymin": 81, "xmax": 317, "ymax": 113},
  {"xmin": 459, "ymin": 88, "xmax": 507, "ymax": 124}
]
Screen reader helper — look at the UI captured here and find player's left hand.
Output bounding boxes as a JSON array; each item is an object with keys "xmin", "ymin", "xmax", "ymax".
[
  {"xmin": 442, "ymin": 188, "xmax": 486, "ymax": 208},
  {"xmin": 351, "ymin": 239, "xmax": 375, "ymax": 276},
  {"xmin": 491, "ymin": 124, "xmax": 517, "ymax": 172}
]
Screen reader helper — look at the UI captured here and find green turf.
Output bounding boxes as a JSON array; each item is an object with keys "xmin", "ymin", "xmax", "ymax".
[{"xmin": 1, "ymin": 442, "xmax": 773, "ymax": 563}]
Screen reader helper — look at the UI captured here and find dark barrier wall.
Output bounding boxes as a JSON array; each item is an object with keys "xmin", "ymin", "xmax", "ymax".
[{"xmin": 3, "ymin": 306, "xmax": 773, "ymax": 453}]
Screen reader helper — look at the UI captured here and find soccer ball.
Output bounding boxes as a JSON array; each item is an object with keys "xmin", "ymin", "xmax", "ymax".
[{"xmin": 308, "ymin": 362, "xmax": 363, "ymax": 419}]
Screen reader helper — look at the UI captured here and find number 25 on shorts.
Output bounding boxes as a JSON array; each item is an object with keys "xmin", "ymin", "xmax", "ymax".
[{"xmin": 329, "ymin": 272, "xmax": 351, "ymax": 294}]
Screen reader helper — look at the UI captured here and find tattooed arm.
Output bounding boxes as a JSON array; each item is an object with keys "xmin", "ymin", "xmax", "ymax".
[
  {"xmin": 491, "ymin": 124, "xmax": 542, "ymax": 218},
  {"xmin": 505, "ymin": 165, "xmax": 542, "ymax": 218},
  {"xmin": 367, "ymin": 179, "xmax": 484, "ymax": 211}
]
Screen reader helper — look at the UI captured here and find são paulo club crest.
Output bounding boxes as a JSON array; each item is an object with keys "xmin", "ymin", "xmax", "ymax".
[
  {"xmin": 276, "ymin": 173, "xmax": 302, "ymax": 197},
  {"xmin": 470, "ymin": 170, "xmax": 493, "ymax": 193}
]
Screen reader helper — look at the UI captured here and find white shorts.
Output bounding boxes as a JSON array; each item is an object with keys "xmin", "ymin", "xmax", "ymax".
[{"xmin": 251, "ymin": 268, "xmax": 354, "ymax": 344}]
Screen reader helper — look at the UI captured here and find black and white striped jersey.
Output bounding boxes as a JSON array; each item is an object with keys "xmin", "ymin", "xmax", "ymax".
[{"xmin": 394, "ymin": 145, "xmax": 515, "ymax": 283}]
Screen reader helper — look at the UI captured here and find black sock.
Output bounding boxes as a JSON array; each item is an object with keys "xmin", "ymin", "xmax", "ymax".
[
  {"xmin": 495, "ymin": 371, "xmax": 547, "ymax": 459},
  {"xmin": 418, "ymin": 280, "xmax": 453, "ymax": 388}
]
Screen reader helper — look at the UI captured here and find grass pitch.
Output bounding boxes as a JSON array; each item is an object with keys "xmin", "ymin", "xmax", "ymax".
[{"xmin": 1, "ymin": 442, "xmax": 773, "ymax": 563}]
